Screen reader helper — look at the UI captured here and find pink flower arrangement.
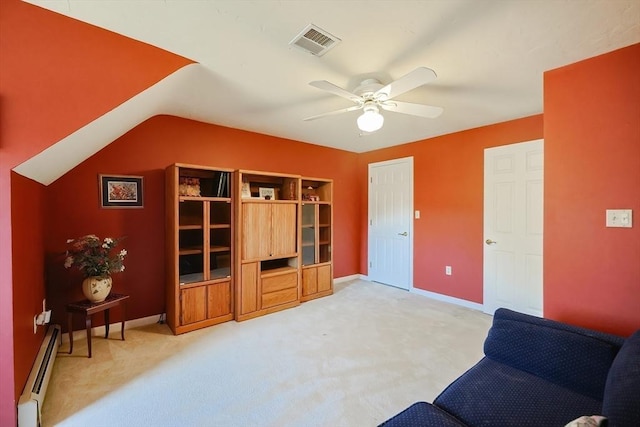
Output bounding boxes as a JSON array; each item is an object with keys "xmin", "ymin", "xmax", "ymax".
[{"xmin": 64, "ymin": 235, "xmax": 127, "ymax": 278}]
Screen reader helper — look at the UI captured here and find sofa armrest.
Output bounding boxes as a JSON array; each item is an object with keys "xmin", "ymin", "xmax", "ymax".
[
  {"xmin": 379, "ymin": 402, "xmax": 468, "ymax": 427},
  {"xmin": 484, "ymin": 308, "xmax": 625, "ymax": 399},
  {"xmin": 602, "ymin": 330, "xmax": 640, "ymax": 427}
]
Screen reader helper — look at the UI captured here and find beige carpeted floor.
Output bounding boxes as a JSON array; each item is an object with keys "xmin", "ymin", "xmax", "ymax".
[{"xmin": 42, "ymin": 279, "xmax": 492, "ymax": 427}]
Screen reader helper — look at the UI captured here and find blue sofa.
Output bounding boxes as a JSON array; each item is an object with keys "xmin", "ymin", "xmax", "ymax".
[{"xmin": 380, "ymin": 308, "xmax": 640, "ymax": 427}]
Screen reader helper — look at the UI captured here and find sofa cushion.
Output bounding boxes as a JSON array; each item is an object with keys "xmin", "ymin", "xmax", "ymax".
[
  {"xmin": 378, "ymin": 401, "xmax": 467, "ymax": 427},
  {"xmin": 433, "ymin": 358, "xmax": 603, "ymax": 427},
  {"xmin": 484, "ymin": 308, "xmax": 624, "ymax": 399},
  {"xmin": 602, "ymin": 329, "xmax": 640, "ymax": 427}
]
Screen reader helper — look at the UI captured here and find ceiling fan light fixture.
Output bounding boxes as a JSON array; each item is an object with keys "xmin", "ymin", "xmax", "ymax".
[{"xmin": 357, "ymin": 105, "xmax": 384, "ymax": 132}]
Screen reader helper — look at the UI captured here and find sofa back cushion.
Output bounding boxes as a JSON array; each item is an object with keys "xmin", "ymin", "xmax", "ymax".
[
  {"xmin": 484, "ymin": 309, "xmax": 624, "ymax": 400},
  {"xmin": 602, "ymin": 329, "xmax": 640, "ymax": 427}
]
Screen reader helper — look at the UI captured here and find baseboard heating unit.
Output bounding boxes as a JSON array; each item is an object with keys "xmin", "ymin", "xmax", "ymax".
[{"xmin": 18, "ymin": 324, "xmax": 61, "ymax": 427}]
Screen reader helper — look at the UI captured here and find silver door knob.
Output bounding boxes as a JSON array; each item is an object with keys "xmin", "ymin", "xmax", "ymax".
[
  {"xmin": 485, "ymin": 239, "xmax": 497, "ymax": 245},
  {"xmin": 398, "ymin": 232, "xmax": 408, "ymax": 236}
]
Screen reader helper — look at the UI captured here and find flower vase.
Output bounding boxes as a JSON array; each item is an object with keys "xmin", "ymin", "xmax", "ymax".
[{"xmin": 82, "ymin": 276, "xmax": 112, "ymax": 303}]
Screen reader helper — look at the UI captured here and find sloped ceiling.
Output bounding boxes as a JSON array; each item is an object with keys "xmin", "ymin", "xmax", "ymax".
[{"xmin": 17, "ymin": 0, "xmax": 640, "ymax": 184}]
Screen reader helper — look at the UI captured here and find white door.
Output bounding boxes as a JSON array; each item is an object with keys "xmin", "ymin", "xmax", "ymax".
[
  {"xmin": 484, "ymin": 140, "xmax": 543, "ymax": 316},
  {"xmin": 368, "ymin": 157, "xmax": 413, "ymax": 290}
]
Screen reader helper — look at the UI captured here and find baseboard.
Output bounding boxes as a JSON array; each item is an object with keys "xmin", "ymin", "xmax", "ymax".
[
  {"xmin": 61, "ymin": 313, "xmax": 162, "ymax": 344},
  {"xmin": 334, "ymin": 274, "xmax": 363, "ymax": 283},
  {"xmin": 410, "ymin": 286, "xmax": 484, "ymax": 311},
  {"xmin": 352, "ymin": 275, "xmax": 484, "ymax": 312}
]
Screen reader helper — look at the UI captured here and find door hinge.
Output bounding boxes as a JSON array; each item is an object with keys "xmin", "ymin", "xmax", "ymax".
[
  {"xmin": 370, "ymin": 177, "xmax": 373, "ymax": 183},
  {"xmin": 369, "ymin": 261, "xmax": 372, "ymax": 268},
  {"xmin": 369, "ymin": 219, "xmax": 372, "ymax": 226}
]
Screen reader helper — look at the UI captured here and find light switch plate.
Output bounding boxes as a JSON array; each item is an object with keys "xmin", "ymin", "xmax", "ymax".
[{"xmin": 606, "ymin": 209, "xmax": 632, "ymax": 228}]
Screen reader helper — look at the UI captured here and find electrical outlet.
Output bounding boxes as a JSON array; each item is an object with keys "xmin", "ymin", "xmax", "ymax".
[{"xmin": 445, "ymin": 266, "xmax": 452, "ymax": 276}]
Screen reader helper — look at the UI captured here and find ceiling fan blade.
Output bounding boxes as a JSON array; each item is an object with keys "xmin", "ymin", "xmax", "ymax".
[
  {"xmin": 303, "ymin": 104, "xmax": 363, "ymax": 121},
  {"xmin": 380, "ymin": 101, "xmax": 443, "ymax": 118},
  {"xmin": 376, "ymin": 67, "xmax": 437, "ymax": 100},
  {"xmin": 309, "ymin": 80, "xmax": 362, "ymax": 103}
]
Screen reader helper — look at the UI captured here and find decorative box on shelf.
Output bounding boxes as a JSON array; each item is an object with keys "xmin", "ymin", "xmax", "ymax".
[{"xmin": 178, "ymin": 177, "xmax": 201, "ymax": 197}]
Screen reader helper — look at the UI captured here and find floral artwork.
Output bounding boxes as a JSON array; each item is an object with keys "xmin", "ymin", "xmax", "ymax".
[
  {"xmin": 65, "ymin": 235, "xmax": 127, "ymax": 278},
  {"xmin": 108, "ymin": 181, "xmax": 138, "ymax": 201},
  {"xmin": 99, "ymin": 175, "xmax": 143, "ymax": 208}
]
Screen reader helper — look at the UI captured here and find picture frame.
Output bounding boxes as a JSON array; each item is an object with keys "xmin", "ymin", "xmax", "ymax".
[
  {"xmin": 259, "ymin": 187, "xmax": 275, "ymax": 200},
  {"xmin": 99, "ymin": 174, "xmax": 144, "ymax": 208},
  {"xmin": 241, "ymin": 182, "xmax": 252, "ymax": 199}
]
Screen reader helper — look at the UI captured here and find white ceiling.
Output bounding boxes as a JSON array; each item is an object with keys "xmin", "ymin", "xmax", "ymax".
[{"xmin": 21, "ymin": 0, "xmax": 640, "ymax": 157}]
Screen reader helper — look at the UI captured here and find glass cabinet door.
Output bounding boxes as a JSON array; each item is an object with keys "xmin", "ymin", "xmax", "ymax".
[
  {"xmin": 301, "ymin": 203, "xmax": 316, "ymax": 265},
  {"xmin": 209, "ymin": 201, "xmax": 232, "ymax": 280},
  {"xmin": 318, "ymin": 204, "xmax": 331, "ymax": 263},
  {"xmin": 178, "ymin": 200, "xmax": 205, "ymax": 283}
]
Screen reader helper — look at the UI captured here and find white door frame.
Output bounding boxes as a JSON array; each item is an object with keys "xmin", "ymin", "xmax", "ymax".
[{"xmin": 367, "ymin": 156, "xmax": 414, "ymax": 290}]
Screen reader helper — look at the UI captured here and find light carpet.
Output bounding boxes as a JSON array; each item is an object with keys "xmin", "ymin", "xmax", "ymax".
[{"xmin": 42, "ymin": 279, "xmax": 492, "ymax": 426}]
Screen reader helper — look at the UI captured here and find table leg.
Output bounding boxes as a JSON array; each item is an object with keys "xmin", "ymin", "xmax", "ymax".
[
  {"xmin": 104, "ymin": 308, "xmax": 110, "ymax": 338},
  {"xmin": 67, "ymin": 312, "xmax": 74, "ymax": 354},
  {"xmin": 86, "ymin": 314, "xmax": 92, "ymax": 358},
  {"xmin": 121, "ymin": 301, "xmax": 126, "ymax": 341}
]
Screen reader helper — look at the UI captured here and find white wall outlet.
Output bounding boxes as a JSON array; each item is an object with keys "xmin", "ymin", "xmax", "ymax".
[
  {"xmin": 606, "ymin": 209, "xmax": 633, "ymax": 228},
  {"xmin": 414, "ymin": 210, "xmax": 420, "ymax": 219},
  {"xmin": 445, "ymin": 266, "xmax": 452, "ymax": 276}
]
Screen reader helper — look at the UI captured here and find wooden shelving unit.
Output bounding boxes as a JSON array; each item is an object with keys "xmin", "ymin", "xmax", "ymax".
[
  {"xmin": 235, "ymin": 170, "xmax": 302, "ymax": 321},
  {"xmin": 165, "ymin": 163, "xmax": 234, "ymax": 334},
  {"xmin": 300, "ymin": 177, "xmax": 333, "ymax": 302}
]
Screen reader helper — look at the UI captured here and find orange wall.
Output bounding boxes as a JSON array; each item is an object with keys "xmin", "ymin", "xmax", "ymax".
[
  {"xmin": 358, "ymin": 116, "xmax": 543, "ymax": 303},
  {"xmin": 544, "ymin": 44, "xmax": 640, "ymax": 336},
  {"xmin": 3, "ymin": 0, "xmax": 639, "ymax": 422},
  {"xmin": 0, "ymin": 0, "xmax": 193, "ymax": 422},
  {"xmin": 45, "ymin": 116, "xmax": 361, "ymax": 329},
  {"xmin": 9, "ymin": 174, "xmax": 47, "ymax": 404}
]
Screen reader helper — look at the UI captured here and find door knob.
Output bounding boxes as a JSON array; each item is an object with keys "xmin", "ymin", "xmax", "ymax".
[
  {"xmin": 398, "ymin": 232, "xmax": 408, "ymax": 236},
  {"xmin": 485, "ymin": 239, "xmax": 497, "ymax": 245}
]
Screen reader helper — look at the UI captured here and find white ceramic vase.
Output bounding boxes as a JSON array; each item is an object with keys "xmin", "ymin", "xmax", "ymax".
[{"xmin": 82, "ymin": 276, "xmax": 112, "ymax": 303}]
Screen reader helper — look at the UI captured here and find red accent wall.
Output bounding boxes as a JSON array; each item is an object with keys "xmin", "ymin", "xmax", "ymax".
[
  {"xmin": 358, "ymin": 116, "xmax": 544, "ymax": 303},
  {"xmin": 2, "ymin": 0, "xmax": 639, "ymax": 423},
  {"xmin": 0, "ymin": 0, "xmax": 193, "ymax": 423},
  {"xmin": 10, "ymin": 174, "xmax": 46, "ymax": 402},
  {"xmin": 44, "ymin": 116, "xmax": 361, "ymax": 330},
  {"xmin": 544, "ymin": 43, "xmax": 640, "ymax": 336}
]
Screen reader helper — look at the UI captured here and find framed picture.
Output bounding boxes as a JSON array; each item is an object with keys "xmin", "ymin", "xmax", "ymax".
[
  {"xmin": 259, "ymin": 187, "xmax": 275, "ymax": 200},
  {"xmin": 100, "ymin": 175, "xmax": 144, "ymax": 208},
  {"xmin": 241, "ymin": 182, "xmax": 252, "ymax": 199}
]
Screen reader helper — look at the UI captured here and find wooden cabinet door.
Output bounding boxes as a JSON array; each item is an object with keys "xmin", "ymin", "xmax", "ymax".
[
  {"xmin": 317, "ymin": 264, "xmax": 332, "ymax": 293},
  {"xmin": 242, "ymin": 203, "xmax": 271, "ymax": 259},
  {"xmin": 240, "ymin": 262, "xmax": 259, "ymax": 314},
  {"xmin": 271, "ymin": 203, "xmax": 297, "ymax": 257},
  {"xmin": 302, "ymin": 267, "xmax": 318, "ymax": 297},
  {"xmin": 181, "ymin": 286, "xmax": 207, "ymax": 325},
  {"xmin": 207, "ymin": 281, "xmax": 231, "ymax": 319}
]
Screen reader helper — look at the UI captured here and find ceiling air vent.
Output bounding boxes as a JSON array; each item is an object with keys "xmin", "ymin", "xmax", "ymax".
[{"xmin": 289, "ymin": 24, "xmax": 341, "ymax": 57}]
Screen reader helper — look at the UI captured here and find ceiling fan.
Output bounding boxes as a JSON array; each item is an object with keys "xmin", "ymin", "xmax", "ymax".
[{"xmin": 304, "ymin": 67, "xmax": 443, "ymax": 133}]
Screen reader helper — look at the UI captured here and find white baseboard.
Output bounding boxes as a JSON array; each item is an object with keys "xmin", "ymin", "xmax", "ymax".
[
  {"xmin": 61, "ymin": 313, "xmax": 162, "ymax": 344},
  {"xmin": 334, "ymin": 274, "xmax": 363, "ymax": 284},
  {"xmin": 352, "ymin": 275, "xmax": 484, "ymax": 312},
  {"xmin": 410, "ymin": 286, "xmax": 484, "ymax": 311}
]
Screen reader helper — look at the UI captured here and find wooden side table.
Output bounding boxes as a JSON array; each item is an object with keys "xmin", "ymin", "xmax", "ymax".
[{"xmin": 66, "ymin": 293, "xmax": 130, "ymax": 358}]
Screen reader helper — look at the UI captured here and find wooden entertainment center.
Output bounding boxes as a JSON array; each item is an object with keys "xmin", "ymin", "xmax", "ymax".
[{"xmin": 165, "ymin": 164, "xmax": 333, "ymax": 334}]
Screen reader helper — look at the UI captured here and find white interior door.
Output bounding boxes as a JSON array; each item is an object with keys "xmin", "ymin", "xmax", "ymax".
[
  {"xmin": 368, "ymin": 157, "xmax": 413, "ymax": 290},
  {"xmin": 484, "ymin": 140, "xmax": 543, "ymax": 316}
]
